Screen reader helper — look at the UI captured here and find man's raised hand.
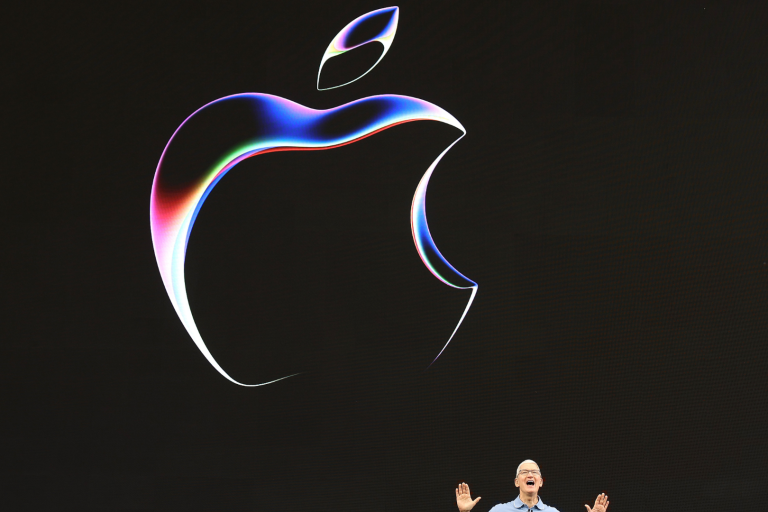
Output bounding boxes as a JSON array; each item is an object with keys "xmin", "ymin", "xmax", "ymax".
[
  {"xmin": 585, "ymin": 493, "xmax": 609, "ymax": 512},
  {"xmin": 455, "ymin": 482, "xmax": 481, "ymax": 512}
]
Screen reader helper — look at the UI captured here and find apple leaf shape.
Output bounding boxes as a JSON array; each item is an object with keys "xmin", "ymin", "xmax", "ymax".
[{"xmin": 317, "ymin": 6, "xmax": 399, "ymax": 90}]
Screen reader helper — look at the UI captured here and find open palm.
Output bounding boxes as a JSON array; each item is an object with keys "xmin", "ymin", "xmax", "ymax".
[
  {"xmin": 585, "ymin": 493, "xmax": 609, "ymax": 512},
  {"xmin": 455, "ymin": 482, "xmax": 481, "ymax": 512}
]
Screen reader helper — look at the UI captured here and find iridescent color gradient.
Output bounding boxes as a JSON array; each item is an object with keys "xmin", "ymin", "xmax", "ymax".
[
  {"xmin": 151, "ymin": 94, "xmax": 477, "ymax": 385},
  {"xmin": 317, "ymin": 6, "xmax": 399, "ymax": 90},
  {"xmin": 151, "ymin": 7, "xmax": 477, "ymax": 386}
]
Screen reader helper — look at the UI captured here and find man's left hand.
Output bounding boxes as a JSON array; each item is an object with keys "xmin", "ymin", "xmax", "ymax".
[{"xmin": 585, "ymin": 493, "xmax": 609, "ymax": 512}]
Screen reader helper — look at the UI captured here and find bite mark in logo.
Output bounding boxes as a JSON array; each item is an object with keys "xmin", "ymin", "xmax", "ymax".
[{"xmin": 150, "ymin": 6, "xmax": 477, "ymax": 386}]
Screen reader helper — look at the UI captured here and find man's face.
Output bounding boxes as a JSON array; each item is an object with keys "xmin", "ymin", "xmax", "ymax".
[{"xmin": 514, "ymin": 462, "xmax": 543, "ymax": 495}]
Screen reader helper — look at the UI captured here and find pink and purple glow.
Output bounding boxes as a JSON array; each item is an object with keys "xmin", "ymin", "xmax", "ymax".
[{"xmin": 151, "ymin": 8, "xmax": 476, "ymax": 386}]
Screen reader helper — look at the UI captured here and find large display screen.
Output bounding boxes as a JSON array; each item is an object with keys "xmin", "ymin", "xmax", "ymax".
[{"xmin": 4, "ymin": 2, "xmax": 768, "ymax": 511}]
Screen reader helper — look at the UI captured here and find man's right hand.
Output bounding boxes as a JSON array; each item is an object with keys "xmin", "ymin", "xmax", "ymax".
[{"xmin": 455, "ymin": 482, "xmax": 481, "ymax": 512}]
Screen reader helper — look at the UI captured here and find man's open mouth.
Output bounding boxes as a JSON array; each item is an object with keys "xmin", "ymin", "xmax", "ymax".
[{"xmin": 526, "ymin": 479, "xmax": 535, "ymax": 486}]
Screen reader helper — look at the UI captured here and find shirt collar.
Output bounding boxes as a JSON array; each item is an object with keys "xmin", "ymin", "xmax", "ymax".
[{"xmin": 513, "ymin": 495, "xmax": 546, "ymax": 510}]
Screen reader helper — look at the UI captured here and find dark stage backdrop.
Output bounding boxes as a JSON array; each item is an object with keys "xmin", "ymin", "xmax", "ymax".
[{"xmin": 3, "ymin": 1, "xmax": 768, "ymax": 510}]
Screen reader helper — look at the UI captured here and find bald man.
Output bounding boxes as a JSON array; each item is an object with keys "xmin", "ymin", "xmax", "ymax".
[{"xmin": 455, "ymin": 459, "xmax": 609, "ymax": 512}]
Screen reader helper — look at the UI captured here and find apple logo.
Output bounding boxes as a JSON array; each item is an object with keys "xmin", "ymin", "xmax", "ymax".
[{"xmin": 150, "ymin": 6, "xmax": 477, "ymax": 386}]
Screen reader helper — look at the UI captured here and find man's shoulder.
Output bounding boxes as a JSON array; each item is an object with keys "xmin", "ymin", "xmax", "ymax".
[{"xmin": 488, "ymin": 500, "xmax": 560, "ymax": 512}]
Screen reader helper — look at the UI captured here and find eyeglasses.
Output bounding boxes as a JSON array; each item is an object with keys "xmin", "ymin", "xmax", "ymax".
[{"xmin": 518, "ymin": 470, "xmax": 541, "ymax": 476}]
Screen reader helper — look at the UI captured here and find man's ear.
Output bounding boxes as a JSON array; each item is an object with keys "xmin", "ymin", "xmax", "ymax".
[{"xmin": 514, "ymin": 477, "xmax": 520, "ymax": 488}]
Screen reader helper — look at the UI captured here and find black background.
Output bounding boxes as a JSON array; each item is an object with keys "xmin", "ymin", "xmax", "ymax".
[{"xmin": 3, "ymin": 1, "xmax": 768, "ymax": 510}]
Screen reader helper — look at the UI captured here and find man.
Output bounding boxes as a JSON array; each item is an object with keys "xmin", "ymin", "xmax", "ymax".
[{"xmin": 455, "ymin": 459, "xmax": 609, "ymax": 512}]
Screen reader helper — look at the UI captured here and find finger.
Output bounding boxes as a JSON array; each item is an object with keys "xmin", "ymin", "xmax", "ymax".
[
  {"xmin": 456, "ymin": 488, "xmax": 460, "ymax": 499},
  {"xmin": 585, "ymin": 505, "xmax": 592, "ymax": 512},
  {"xmin": 462, "ymin": 482, "xmax": 467, "ymax": 495},
  {"xmin": 465, "ymin": 483, "xmax": 470, "ymax": 495},
  {"xmin": 605, "ymin": 500, "xmax": 609, "ymax": 511},
  {"xmin": 473, "ymin": 497, "xmax": 482, "ymax": 504}
]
